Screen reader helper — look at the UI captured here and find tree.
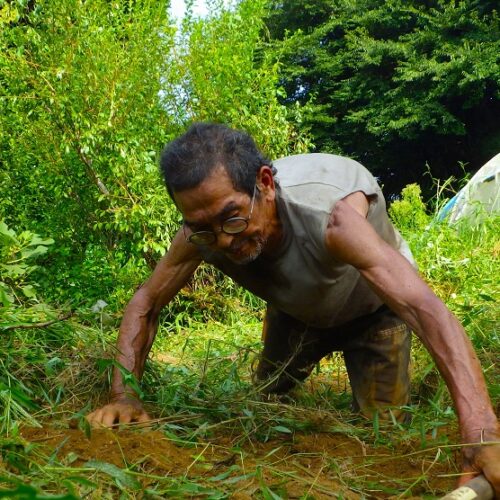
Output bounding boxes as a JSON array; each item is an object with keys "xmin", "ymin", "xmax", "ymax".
[
  {"xmin": 0, "ymin": 0, "xmax": 177, "ymax": 274},
  {"xmin": 0, "ymin": 0, "xmax": 310, "ymax": 304},
  {"xmin": 170, "ymin": 0, "xmax": 312, "ymax": 157},
  {"xmin": 266, "ymin": 0, "xmax": 500, "ymax": 194}
]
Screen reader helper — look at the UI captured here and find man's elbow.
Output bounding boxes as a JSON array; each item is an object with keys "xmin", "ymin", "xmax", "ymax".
[{"xmin": 126, "ymin": 286, "xmax": 158, "ymax": 318}]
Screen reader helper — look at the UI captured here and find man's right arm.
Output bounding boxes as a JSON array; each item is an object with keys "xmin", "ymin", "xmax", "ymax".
[{"xmin": 87, "ymin": 230, "xmax": 202, "ymax": 427}]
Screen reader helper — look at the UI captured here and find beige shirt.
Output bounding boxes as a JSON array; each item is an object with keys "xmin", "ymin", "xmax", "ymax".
[{"xmin": 201, "ymin": 153, "xmax": 415, "ymax": 328}]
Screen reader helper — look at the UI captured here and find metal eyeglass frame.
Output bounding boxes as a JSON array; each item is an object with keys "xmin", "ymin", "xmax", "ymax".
[{"xmin": 183, "ymin": 184, "xmax": 258, "ymax": 245}]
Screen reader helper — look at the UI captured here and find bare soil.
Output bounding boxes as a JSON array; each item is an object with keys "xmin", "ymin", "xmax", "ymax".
[{"xmin": 20, "ymin": 420, "xmax": 458, "ymax": 498}]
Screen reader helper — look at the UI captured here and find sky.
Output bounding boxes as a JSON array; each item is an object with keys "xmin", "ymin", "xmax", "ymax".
[{"xmin": 169, "ymin": 0, "xmax": 209, "ymax": 20}]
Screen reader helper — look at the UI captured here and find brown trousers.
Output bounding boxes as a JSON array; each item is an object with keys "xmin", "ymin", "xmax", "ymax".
[{"xmin": 253, "ymin": 305, "xmax": 412, "ymax": 421}]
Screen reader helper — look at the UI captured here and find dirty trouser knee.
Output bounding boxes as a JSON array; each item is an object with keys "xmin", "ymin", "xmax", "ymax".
[
  {"xmin": 253, "ymin": 305, "xmax": 411, "ymax": 421},
  {"xmin": 342, "ymin": 309, "xmax": 412, "ymax": 422}
]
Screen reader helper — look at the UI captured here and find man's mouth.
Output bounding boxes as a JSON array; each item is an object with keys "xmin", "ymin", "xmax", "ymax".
[
  {"xmin": 226, "ymin": 247, "xmax": 244, "ymax": 258},
  {"xmin": 228, "ymin": 239, "xmax": 247, "ymax": 255}
]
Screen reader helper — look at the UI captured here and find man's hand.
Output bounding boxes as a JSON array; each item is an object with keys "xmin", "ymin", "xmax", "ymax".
[
  {"xmin": 459, "ymin": 429, "xmax": 500, "ymax": 498},
  {"xmin": 86, "ymin": 397, "xmax": 151, "ymax": 428}
]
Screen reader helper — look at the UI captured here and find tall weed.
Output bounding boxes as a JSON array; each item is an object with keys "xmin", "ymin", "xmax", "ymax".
[{"xmin": 390, "ymin": 184, "xmax": 499, "ymax": 401}]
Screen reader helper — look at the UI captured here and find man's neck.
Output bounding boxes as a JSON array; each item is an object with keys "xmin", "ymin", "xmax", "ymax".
[{"xmin": 262, "ymin": 197, "xmax": 287, "ymax": 259}]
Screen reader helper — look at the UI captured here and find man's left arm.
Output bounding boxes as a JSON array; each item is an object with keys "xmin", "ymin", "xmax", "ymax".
[{"xmin": 325, "ymin": 193, "xmax": 500, "ymax": 495}]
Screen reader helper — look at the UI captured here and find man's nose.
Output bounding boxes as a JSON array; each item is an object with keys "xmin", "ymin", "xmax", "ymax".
[{"xmin": 215, "ymin": 231, "xmax": 234, "ymax": 250}]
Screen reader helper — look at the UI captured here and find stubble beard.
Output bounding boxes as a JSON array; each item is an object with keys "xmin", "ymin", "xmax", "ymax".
[{"xmin": 226, "ymin": 234, "xmax": 267, "ymax": 265}]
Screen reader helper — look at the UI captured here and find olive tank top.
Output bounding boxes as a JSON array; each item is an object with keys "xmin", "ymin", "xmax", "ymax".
[{"xmin": 200, "ymin": 153, "xmax": 414, "ymax": 328}]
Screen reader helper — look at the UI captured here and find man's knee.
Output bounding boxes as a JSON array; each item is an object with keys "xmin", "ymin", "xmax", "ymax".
[{"xmin": 346, "ymin": 320, "xmax": 412, "ymax": 421}]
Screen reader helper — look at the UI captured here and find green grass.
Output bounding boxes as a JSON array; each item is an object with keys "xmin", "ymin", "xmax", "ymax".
[{"xmin": 0, "ymin": 187, "xmax": 498, "ymax": 498}]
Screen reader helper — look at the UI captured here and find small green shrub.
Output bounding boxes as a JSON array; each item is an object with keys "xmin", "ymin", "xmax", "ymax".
[{"xmin": 388, "ymin": 183, "xmax": 431, "ymax": 234}]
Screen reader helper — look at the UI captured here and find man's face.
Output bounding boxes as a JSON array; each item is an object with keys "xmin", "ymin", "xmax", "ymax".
[{"xmin": 173, "ymin": 167, "xmax": 272, "ymax": 264}]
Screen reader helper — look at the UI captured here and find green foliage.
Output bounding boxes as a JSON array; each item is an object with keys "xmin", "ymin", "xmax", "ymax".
[
  {"xmin": 0, "ymin": 221, "xmax": 53, "ymax": 431},
  {"xmin": 388, "ymin": 183, "xmax": 431, "ymax": 233},
  {"xmin": 389, "ymin": 187, "xmax": 499, "ymax": 408},
  {"xmin": 266, "ymin": 0, "xmax": 500, "ymax": 192},
  {"xmin": 0, "ymin": 220, "xmax": 55, "ymax": 327},
  {"xmin": 172, "ymin": 0, "xmax": 312, "ymax": 157},
  {"xmin": 0, "ymin": 0, "xmax": 311, "ymax": 308},
  {"xmin": 1, "ymin": 0, "xmax": 176, "ymax": 245},
  {"xmin": 416, "ymin": 215, "xmax": 499, "ymax": 350},
  {"xmin": 0, "ymin": 221, "xmax": 108, "ymax": 435},
  {"xmin": 0, "ymin": 479, "xmax": 78, "ymax": 500},
  {"xmin": 0, "ymin": 0, "xmax": 180, "ymax": 304}
]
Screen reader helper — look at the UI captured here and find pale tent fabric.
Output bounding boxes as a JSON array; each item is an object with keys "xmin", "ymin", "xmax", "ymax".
[{"xmin": 439, "ymin": 153, "xmax": 500, "ymax": 223}]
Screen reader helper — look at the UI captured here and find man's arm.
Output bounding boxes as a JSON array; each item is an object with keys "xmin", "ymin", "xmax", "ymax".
[
  {"xmin": 87, "ymin": 229, "xmax": 202, "ymax": 427},
  {"xmin": 325, "ymin": 193, "xmax": 499, "ymax": 495}
]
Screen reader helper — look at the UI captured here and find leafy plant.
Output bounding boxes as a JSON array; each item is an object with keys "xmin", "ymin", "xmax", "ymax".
[
  {"xmin": 0, "ymin": 221, "xmax": 54, "ymax": 327},
  {"xmin": 0, "ymin": 222, "xmax": 108, "ymax": 435}
]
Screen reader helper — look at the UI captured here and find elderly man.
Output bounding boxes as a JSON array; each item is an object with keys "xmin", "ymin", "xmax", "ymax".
[{"xmin": 88, "ymin": 123, "xmax": 499, "ymax": 493}]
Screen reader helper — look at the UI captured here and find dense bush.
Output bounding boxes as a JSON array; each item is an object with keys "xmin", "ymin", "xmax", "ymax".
[
  {"xmin": 0, "ymin": 0, "xmax": 310, "ymax": 308},
  {"xmin": 0, "ymin": 221, "xmax": 72, "ymax": 432}
]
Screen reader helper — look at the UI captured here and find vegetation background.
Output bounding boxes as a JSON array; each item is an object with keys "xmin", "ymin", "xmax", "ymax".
[{"xmin": 0, "ymin": 0, "xmax": 498, "ymax": 497}]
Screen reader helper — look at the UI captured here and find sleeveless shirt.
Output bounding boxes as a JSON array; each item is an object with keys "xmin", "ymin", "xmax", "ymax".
[{"xmin": 200, "ymin": 153, "xmax": 414, "ymax": 328}]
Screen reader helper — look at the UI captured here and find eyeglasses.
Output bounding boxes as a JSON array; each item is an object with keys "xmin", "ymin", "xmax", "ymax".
[{"xmin": 184, "ymin": 185, "xmax": 257, "ymax": 246}]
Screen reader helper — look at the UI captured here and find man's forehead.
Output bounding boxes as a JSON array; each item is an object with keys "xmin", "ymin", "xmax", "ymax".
[
  {"xmin": 177, "ymin": 165, "xmax": 232, "ymax": 194},
  {"xmin": 176, "ymin": 165, "xmax": 244, "ymax": 199},
  {"xmin": 175, "ymin": 178, "xmax": 249, "ymax": 226}
]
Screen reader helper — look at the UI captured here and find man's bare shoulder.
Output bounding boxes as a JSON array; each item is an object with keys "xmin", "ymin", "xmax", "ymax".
[{"xmin": 324, "ymin": 191, "xmax": 382, "ymax": 268}]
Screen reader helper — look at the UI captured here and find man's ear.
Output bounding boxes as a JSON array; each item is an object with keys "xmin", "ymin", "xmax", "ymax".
[{"xmin": 256, "ymin": 166, "xmax": 276, "ymax": 200}]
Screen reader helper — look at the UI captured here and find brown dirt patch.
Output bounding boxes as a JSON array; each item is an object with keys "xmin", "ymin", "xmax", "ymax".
[
  {"xmin": 19, "ymin": 422, "xmax": 458, "ymax": 498},
  {"xmin": 21, "ymin": 426, "xmax": 200, "ymax": 476}
]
